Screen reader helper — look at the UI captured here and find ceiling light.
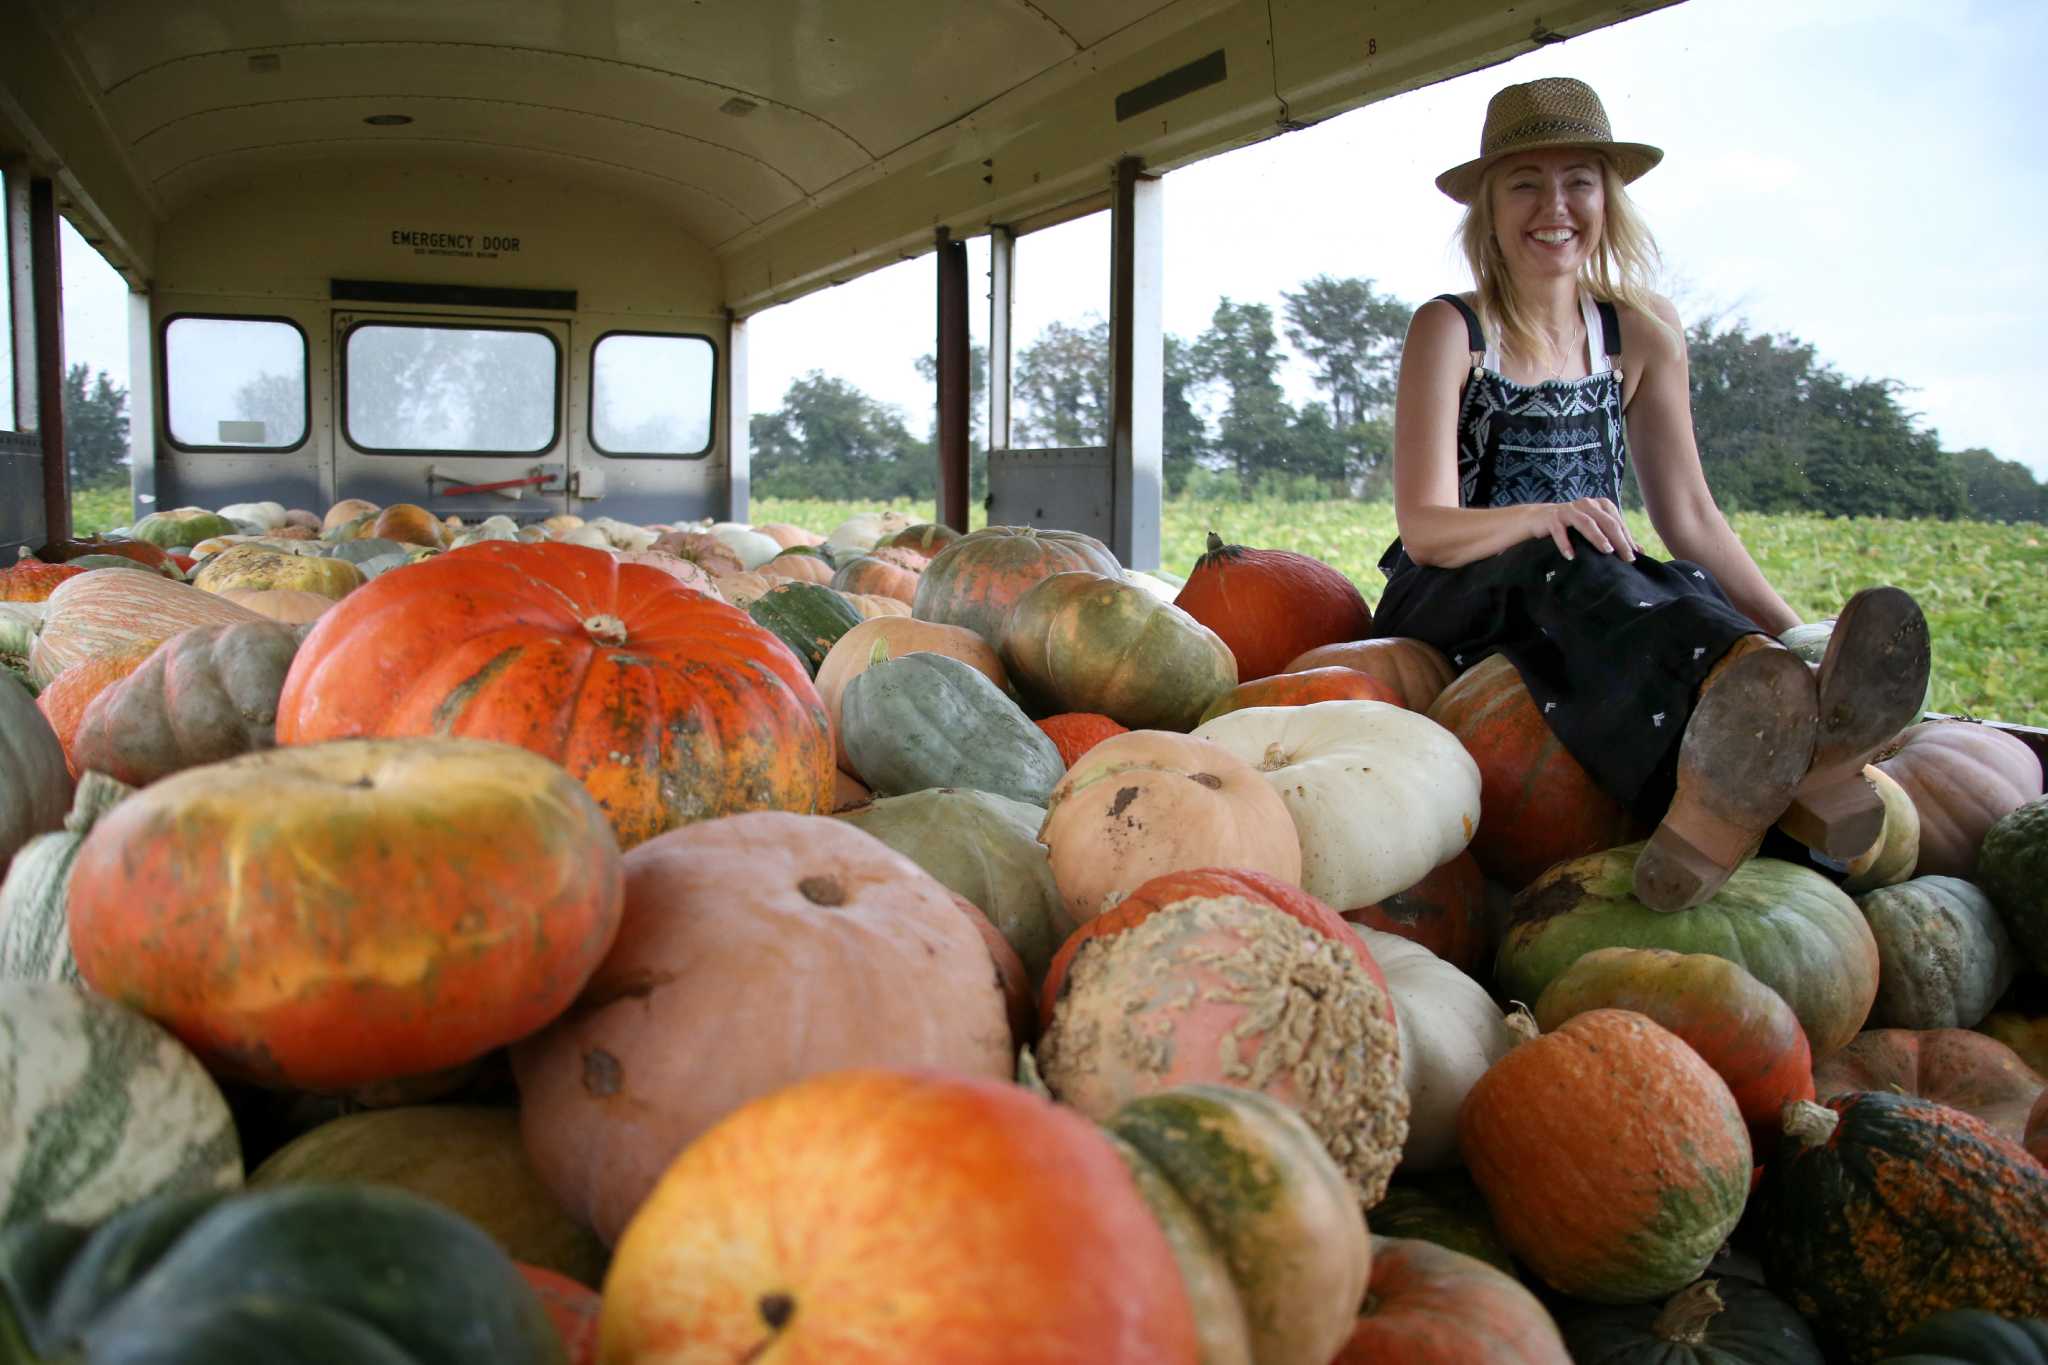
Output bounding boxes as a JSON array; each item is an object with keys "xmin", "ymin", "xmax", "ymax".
[{"xmin": 363, "ymin": 114, "xmax": 414, "ymax": 127}]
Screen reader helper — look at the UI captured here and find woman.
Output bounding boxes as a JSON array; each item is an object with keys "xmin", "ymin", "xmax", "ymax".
[{"xmin": 1373, "ymin": 76, "xmax": 1929, "ymax": 911}]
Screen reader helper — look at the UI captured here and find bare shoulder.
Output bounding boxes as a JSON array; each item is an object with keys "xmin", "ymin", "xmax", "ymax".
[
  {"xmin": 1613, "ymin": 292, "xmax": 1688, "ymax": 364},
  {"xmin": 1406, "ymin": 294, "xmax": 1475, "ymax": 356}
]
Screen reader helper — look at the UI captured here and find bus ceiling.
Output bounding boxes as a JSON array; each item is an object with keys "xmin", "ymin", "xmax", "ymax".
[{"xmin": 1, "ymin": 0, "xmax": 1681, "ymax": 314}]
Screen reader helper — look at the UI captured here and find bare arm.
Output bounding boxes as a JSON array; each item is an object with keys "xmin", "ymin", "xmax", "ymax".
[
  {"xmin": 1626, "ymin": 296, "xmax": 1801, "ymax": 633},
  {"xmin": 1391, "ymin": 299, "xmax": 1640, "ymax": 568}
]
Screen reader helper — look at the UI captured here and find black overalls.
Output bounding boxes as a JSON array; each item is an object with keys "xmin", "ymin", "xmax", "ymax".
[{"xmin": 1373, "ymin": 292, "xmax": 1761, "ymax": 817}]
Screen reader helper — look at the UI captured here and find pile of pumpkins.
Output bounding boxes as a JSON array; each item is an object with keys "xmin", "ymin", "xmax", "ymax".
[{"xmin": 1, "ymin": 497, "xmax": 2046, "ymax": 1365}]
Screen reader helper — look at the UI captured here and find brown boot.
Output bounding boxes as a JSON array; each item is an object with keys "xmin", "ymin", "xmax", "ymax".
[
  {"xmin": 1633, "ymin": 637, "xmax": 1819, "ymax": 912},
  {"xmin": 1777, "ymin": 587, "xmax": 1931, "ymax": 860}
]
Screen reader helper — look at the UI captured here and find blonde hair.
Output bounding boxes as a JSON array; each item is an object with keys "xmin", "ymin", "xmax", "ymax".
[{"xmin": 1457, "ymin": 154, "xmax": 1672, "ymax": 367}]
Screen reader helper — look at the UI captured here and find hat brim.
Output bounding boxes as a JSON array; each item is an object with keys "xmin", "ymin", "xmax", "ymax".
[{"xmin": 1435, "ymin": 140, "xmax": 1664, "ymax": 205}]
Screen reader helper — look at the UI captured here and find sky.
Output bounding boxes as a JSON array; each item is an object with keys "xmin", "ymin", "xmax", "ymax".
[{"xmin": 49, "ymin": 0, "xmax": 2048, "ymax": 479}]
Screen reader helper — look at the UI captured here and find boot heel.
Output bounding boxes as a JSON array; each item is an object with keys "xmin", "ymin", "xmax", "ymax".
[{"xmin": 1779, "ymin": 771, "xmax": 1885, "ymax": 861}]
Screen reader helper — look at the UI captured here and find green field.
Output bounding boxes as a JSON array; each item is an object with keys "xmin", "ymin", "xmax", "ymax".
[
  {"xmin": 752, "ymin": 496, "xmax": 2048, "ymax": 727},
  {"xmin": 68, "ymin": 487, "xmax": 2044, "ymax": 725}
]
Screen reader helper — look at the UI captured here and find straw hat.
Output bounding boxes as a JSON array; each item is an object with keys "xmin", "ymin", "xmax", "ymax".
[{"xmin": 1436, "ymin": 77, "xmax": 1662, "ymax": 204}]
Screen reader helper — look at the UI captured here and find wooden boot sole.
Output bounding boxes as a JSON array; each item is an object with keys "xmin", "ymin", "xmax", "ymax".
[
  {"xmin": 1780, "ymin": 587, "xmax": 1931, "ymax": 859},
  {"xmin": 1634, "ymin": 644, "xmax": 1818, "ymax": 912}
]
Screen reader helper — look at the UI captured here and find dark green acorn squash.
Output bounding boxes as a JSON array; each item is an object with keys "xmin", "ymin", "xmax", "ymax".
[
  {"xmin": 1758, "ymin": 1092, "xmax": 2048, "ymax": 1363},
  {"xmin": 747, "ymin": 581, "xmax": 864, "ymax": 676},
  {"xmin": 1980, "ymin": 797, "xmax": 2048, "ymax": 978},
  {"xmin": 1878, "ymin": 1309, "xmax": 2048, "ymax": 1363},
  {"xmin": 1561, "ymin": 1275, "xmax": 1824, "ymax": 1365},
  {"xmin": 0, "ymin": 1185, "xmax": 565, "ymax": 1364}
]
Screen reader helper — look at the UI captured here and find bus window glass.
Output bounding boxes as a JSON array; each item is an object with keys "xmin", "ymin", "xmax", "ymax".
[
  {"xmin": 591, "ymin": 333, "xmax": 714, "ymax": 456},
  {"xmin": 0, "ymin": 168, "xmax": 11, "ymax": 430},
  {"xmin": 346, "ymin": 324, "xmax": 556, "ymax": 453},
  {"xmin": 165, "ymin": 317, "xmax": 306, "ymax": 448}
]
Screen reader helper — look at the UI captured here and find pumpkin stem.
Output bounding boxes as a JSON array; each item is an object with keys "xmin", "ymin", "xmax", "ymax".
[
  {"xmin": 582, "ymin": 613, "xmax": 630, "ymax": 647},
  {"xmin": 66, "ymin": 772, "xmax": 137, "ymax": 832},
  {"xmin": 1501, "ymin": 1003, "xmax": 1542, "ymax": 1045},
  {"xmin": 1651, "ymin": 1280, "xmax": 1724, "ymax": 1344},
  {"xmin": 1781, "ymin": 1100, "xmax": 1839, "ymax": 1149},
  {"xmin": 867, "ymin": 637, "xmax": 894, "ymax": 667},
  {"xmin": 1205, "ymin": 530, "xmax": 1225, "ymax": 554}
]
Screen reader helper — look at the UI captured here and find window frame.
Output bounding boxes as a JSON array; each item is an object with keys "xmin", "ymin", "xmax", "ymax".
[
  {"xmin": 586, "ymin": 328, "xmax": 719, "ymax": 460},
  {"xmin": 339, "ymin": 318, "xmax": 563, "ymax": 457},
  {"xmin": 159, "ymin": 312, "xmax": 312, "ymax": 454}
]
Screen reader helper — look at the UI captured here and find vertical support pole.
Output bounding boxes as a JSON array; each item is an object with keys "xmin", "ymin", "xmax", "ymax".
[
  {"xmin": 125, "ymin": 289, "xmax": 153, "ymax": 522},
  {"xmin": 935, "ymin": 226, "xmax": 970, "ymax": 532},
  {"xmin": 988, "ymin": 225, "xmax": 1015, "ymax": 454},
  {"xmin": 725, "ymin": 308, "xmax": 749, "ymax": 523},
  {"xmin": 1108, "ymin": 157, "xmax": 1162, "ymax": 570},
  {"xmin": 30, "ymin": 177, "xmax": 68, "ymax": 545},
  {"xmin": 5, "ymin": 165, "xmax": 33, "ymax": 431}
]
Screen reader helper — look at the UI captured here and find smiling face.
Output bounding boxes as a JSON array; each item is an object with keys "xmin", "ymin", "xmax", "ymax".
[{"xmin": 1488, "ymin": 148, "xmax": 1606, "ymax": 285}]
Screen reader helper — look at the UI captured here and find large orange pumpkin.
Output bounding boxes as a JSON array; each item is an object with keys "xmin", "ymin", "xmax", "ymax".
[
  {"xmin": 67, "ymin": 737, "xmax": 624, "ymax": 1091},
  {"xmin": 276, "ymin": 541, "xmax": 832, "ymax": 848},
  {"xmin": 1172, "ymin": 532, "xmax": 1374, "ymax": 682},
  {"xmin": 1459, "ymin": 1009, "xmax": 1752, "ymax": 1303},
  {"xmin": 1427, "ymin": 653, "xmax": 1643, "ymax": 890},
  {"xmin": 1287, "ymin": 637, "xmax": 1456, "ymax": 712},
  {"xmin": 600, "ymin": 1068, "xmax": 1201, "ymax": 1364}
]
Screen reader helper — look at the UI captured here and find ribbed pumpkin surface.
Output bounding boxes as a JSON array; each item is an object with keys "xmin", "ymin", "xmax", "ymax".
[
  {"xmin": 0, "ymin": 982, "xmax": 241, "ymax": 1227},
  {"xmin": 278, "ymin": 541, "xmax": 833, "ymax": 848},
  {"xmin": 840, "ymin": 651, "xmax": 1062, "ymax": 805},
  {"xmin": 0, "ymin": 560, "xmax": 85, "ymax": 602},
  {"xmin": 0, "ymin": 674, "xmax": 70, "ymax": 871},
  {"xmin": 28, "ymin": 569, "xmax": 264, "ymax": 685},
  {"xmin": 747, "ymin": 580, "xmax": 863, "ymax": 675},
  {"xmin": 911, "ymin": 525, "xmax": 1123, "ymax": 646},
  {"xmin": 1498, "ymin": 845, "xmax": 1879, "ymax": 1058},
  {"xmin": 1284, "ymin": 638, "xmax": 1456, "ymax": 712},
  {"xmin": 1856, "ymin": 876, "xmax": 2018, "ymax": 1030},
  {"xmin": 1760, "ymin": 1092, "xmax": 2048, "ymax": 1362},
  {"xmin": 1426, "ymin": 653, "xmax": 1642, "ymax": 890},
  {"xmin": 1811, "ymin": 1028, "xmax": 2045, "ymax": 1146},
  {"xmin": 69, "ymin": 738, "xmax": 625, "ymax": 1091},
  {"xmin": 1000, "ymin": 571, "xmax": 1236, "ymax": 730},
  {"xmin": 0, "ymin": 774, "xmax": 132, "ymax": 986},
  {"xmin": 1559, "ymin": 1274, "xmax": 1823, "ymax": 1365}
]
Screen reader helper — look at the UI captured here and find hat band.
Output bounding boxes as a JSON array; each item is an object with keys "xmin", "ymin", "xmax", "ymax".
[{"xmin": 1483, "ymin": 114, "xmax": 1613, "ymax": 157}]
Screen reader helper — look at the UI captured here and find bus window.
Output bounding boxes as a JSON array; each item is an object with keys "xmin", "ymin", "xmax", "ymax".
[
  {"xmin": 165, "ymin": 317, "xmax": 307, "ymax": 449},
  {"xmin": 590, "ymin": 332, "xmax": 715, "ymax": 457},
  {"xmin": 345, "ymin": 323, "xmax": 557, "ymax": 454}
]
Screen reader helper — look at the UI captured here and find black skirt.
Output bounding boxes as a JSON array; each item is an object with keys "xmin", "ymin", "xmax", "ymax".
[{"xmin": 1373, "ymin": 533, "xmax": 1764, "ymax": 817}]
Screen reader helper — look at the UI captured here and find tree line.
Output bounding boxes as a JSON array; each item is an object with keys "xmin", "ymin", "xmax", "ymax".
[
  {"xmin": 747, "ymin": 277, "xmax": 2048, "ymax": 523},
  {"xmin": 55, "ymin": 282, "xmax": 2048, "ymax": 524}
]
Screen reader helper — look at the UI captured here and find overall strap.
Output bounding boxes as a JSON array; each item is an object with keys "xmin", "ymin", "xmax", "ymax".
[
  {"xmin": 1596, "ymin": 299, "xmax": 1622, "ymax": 357},
  {"xmin": 1432, "ymin": 293, "xmax": 1486, "ymax": 356}
]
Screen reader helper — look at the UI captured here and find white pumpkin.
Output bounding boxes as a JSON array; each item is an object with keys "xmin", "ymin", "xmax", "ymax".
[
  {"xmin": 824, "ymin": 510, "xmax": 915, "ymax": 557},
  {"xmin": 550, "ymin": 524, "xmax": 613, "ymax": 550},
  {"xmin": 216, "ymin": 501, "xmax": 289, "ymax": 531},
  {"xmin": 709, "ymin": 524, "xmax": 782, "ymax": 570},
  {"xmin": 1349, "ymin": 924, "xmax": 1517, "ymax": 1170},
  {"xmin": 1192, "ymin": 700, "xmax": 1481, "ymax": 910},
  {"xmin": 586, "ymin": 517, "xmax": 658, "ymax": 553}
]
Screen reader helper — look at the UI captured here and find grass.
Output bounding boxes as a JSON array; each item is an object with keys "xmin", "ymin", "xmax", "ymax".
[
  {"xmin": 754, "ymin": 496, "xmax": 2048, "ymax": 727},
  {"xmin": 68, "ymin": 483, "xmax": 133, "ymax": 536}
]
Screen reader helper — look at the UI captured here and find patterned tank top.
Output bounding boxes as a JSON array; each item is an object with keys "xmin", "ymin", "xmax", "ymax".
[{"xmin": 1379, "ymin": 293, "xmax": 1626, "ymax": 578}]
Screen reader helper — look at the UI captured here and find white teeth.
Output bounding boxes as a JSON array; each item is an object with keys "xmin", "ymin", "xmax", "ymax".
[{"xmin": 1533, "ymin": 229, "xmax": 1574, "ymax": 244}]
